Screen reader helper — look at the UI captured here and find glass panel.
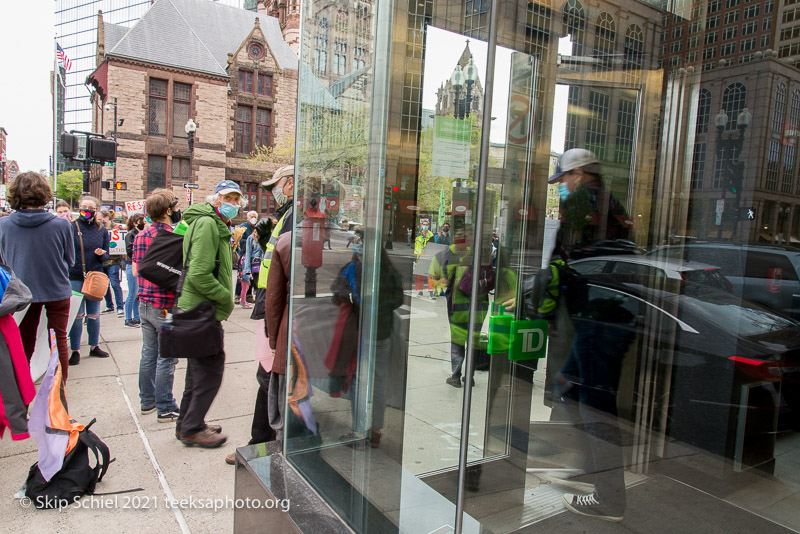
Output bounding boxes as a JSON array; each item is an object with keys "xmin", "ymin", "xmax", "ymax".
[
  {"xmin": 173, "ymin": 82, "xmax": 191, "ymax": 138},
  {"xmin": 282, "ymin": 0, "xmax": 800, "ymax": 532},
  {"xmin": 148, "ymin": 78, "xmax": 167, "ymax": 136},
  {"xmin": 147, "ymin": 155, "xmax": 166, "ymax": 191}
]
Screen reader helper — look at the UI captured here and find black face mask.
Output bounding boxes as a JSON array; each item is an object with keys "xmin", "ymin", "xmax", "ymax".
[
  {"xmin": 136, "ymin": 222, "xmax": 145, "ymax": 231},
  {"xmin": 169, "ymin": 209, "xmax": 182, "ymax": 224}
]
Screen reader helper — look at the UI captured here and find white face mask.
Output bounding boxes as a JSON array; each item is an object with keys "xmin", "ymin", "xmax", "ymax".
[{"xmin": 249, "ymin": 217, "xmax": 257, "ymax": 225}]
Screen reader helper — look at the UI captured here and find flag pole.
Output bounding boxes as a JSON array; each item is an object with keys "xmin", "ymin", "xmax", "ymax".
[{"xmin": 53, "ymin": 36, "xmax": 59, "ymax": 202}]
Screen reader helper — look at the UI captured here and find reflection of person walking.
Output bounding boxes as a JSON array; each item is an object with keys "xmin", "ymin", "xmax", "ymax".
[{"xmin": 548, "ymin": 149, "xmax": 633, "ymax": 522}]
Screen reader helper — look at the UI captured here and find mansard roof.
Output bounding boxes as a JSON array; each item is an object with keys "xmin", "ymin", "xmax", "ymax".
[{"xmin": 107, "ymin": 0, "xmax": 297, "ymax": 77}]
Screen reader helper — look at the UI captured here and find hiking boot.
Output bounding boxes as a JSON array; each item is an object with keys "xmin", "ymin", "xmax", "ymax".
[
  {"xmin": 90, "ymin": 346, "xmax": 109, "ymax": 358},
  {"xmin": 562, "ymin": 493, "xmax": 623, "ymax": 522},
  {"xmin": 446, "ymin": 375, "xmax": 462, "ymax": 388},
  {"xmin": 69, "ymin": 351, "xmax": 80, "ymax": 366},
  {"xmin": 181, "ymin": 428, "xmax": 228, "ymax": 448},
  {"xmin": 206, "ymin": 424, "xmax": 222, "ymax": 433},
  {"xmin": 246, "ymin": 295, "xmax": 256, "ymax": 303},
  {"xmin": 157, "ymin": 411, "xmax": 180, "ymax": 423}
]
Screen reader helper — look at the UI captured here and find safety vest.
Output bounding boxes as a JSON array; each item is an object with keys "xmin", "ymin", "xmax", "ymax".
[
  {"xmin": 414, "ymin": 231, "xmax": 434, "ymax": 258},
  {"xmin": 257, "ymin": 211, "xmax": 289, "ymax": 289},
  {"xmin": 536, "ymin": 259, "xmax": 565, "ymax": 316}
]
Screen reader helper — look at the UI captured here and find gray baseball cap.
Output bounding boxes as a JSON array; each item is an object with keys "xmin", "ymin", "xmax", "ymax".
[{"xmin": 548, "ymin": 148, "xmax": 601, "ymax": 183}]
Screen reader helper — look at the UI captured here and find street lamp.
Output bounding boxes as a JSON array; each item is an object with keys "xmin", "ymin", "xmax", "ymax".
[
  {"xmin": 104, "ymin": 98, "xmax": 118, "ymax": 213},
  {"xmin": 714, "ymin": 107, "xmax": 751, "ymax": 240},
  {"xmin": 185, "ymin": 118, "xmax": 197, "ymax": 204},
  {"xmin": 463, "ymin": 56, "xmax": 479, "ymax": 118},
  {"xmin": 450, "ymin": 65, "xmax": 464, "ymax": 119}
]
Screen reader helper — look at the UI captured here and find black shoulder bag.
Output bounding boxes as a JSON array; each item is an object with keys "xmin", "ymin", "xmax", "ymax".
[{"xmin": 158, "ymin": 221, "xmax": 224, "ymax": 359}]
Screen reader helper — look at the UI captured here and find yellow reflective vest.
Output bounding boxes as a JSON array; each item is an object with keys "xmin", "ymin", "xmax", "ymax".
[{"xmin": 257, "ymin": 211, "xmax": 289, "ymax": 289}]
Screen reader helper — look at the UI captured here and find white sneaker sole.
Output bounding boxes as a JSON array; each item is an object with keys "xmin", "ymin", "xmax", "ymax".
[{"xmin": 562, "ymin": 495, "xmax": 623, "ymax": 522}]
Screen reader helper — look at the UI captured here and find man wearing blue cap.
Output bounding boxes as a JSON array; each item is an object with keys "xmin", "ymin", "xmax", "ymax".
[{"xmin": 175, "ymin": 179, "xmax": 246, "ymax": 448}]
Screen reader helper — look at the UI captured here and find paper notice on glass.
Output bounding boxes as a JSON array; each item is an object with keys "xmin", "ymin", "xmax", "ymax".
[
  {"xmin": 541, "ymin": 219, "xmax": 561, "ymax": 268},
  {"xmin": 431, "ymin": 116, "xmax": 471, "ymax": 179}
]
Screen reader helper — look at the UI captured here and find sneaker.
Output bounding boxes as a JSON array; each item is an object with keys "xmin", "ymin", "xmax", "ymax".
[
  {"xmin": 225, "ymin": 452, "xmax": 237, "ymax": 465},
  {"xmin": 131, "ymin": 319, "xmax": 141, "ymax": 326},
  {"xmin": 462, "ymin": 376, "xmax": 476, "ymax": 387},
  {"xmin": 116, "ymin": 309, "xmax": 124, "ymax": 317},
  {"xmin": 141, "ymin": 406, "xmax": 157, "ymax": 415},
  {"xmin": 89, "ymin": 346, "xmax": 109, "ymax": 358},
  {"xmin": 234, "ymin": 297, "xmax": 241, "ymax": 305},
  {"xmin": 241, "ymin": 303, "xmax": 252, "ymax": 309},
  {"xmin": 446, "ymin": 375, "xmax": 462, "ymax": 388},
  {"xmin": 429, "ymin": 292, "xmax": 437, "ymax": 300},
  {"xmin": 417, "ymin": 291, "xmax": 424, "ymax": 297},
  {"xmin": 157, "ymin": 411, "xmax": 180, "ymax": 423},
  {"xmin": 102, "ymin": 307, "xmax": 115, "ymax": 314},
  {"xmin": 562, "ymin": 493, "xmax": 623, "ymax": 522},
  {"xmin": 246, "ymin": 295, "xmax": 256, "ymax": 303},
  {"xmin": 69, "ymin": 351, "xmax": 80, "ymax": 366},
  {"xmin": 181, "ymin": 428, "xmax": 228, "ymax": 448},
  {"xmin": 124, "ymin": 320, "xmax": 137, "ymax": 328}
]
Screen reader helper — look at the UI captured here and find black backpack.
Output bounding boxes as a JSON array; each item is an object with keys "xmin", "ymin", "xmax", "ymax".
[
  {"xmin": 137, "ymin": 229, "xmax": 184, "ymax": 292},
  {"xmin": 555, "ymin": 261, "xmax": 589, "ymax": 316},
  {"xmin": 24, "ymin": 419, "xmax": 112, "ymax": 509}
]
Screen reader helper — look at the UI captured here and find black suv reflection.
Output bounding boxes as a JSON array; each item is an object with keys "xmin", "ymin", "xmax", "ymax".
[{"xmin": 557, "ymin": 273, "xmax": 800, "ymax": 470}]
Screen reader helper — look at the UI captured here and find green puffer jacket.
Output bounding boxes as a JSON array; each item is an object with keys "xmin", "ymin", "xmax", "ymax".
[{"xmin": 177, "ymin": 203, "xmax": 234, "ymax": 322}]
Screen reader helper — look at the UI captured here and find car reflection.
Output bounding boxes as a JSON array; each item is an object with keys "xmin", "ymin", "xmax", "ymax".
[{"xmin": 557, "ymin": 272, "xmax": 800, "ymax": 470}]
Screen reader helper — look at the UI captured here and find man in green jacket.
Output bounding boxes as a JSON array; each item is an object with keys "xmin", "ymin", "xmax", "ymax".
[{"xmin": 175, "ymin": 180, "xmax": 242, "ymax": 448}]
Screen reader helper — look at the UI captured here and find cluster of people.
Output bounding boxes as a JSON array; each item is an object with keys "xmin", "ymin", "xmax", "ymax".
[{"xmin": 0, "ymin": 166, "xmax": 298, "ymax": 455}]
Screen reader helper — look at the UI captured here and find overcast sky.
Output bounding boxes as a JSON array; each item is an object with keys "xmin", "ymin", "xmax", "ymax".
[{"xmin": 0, "ymin": 1, "xmax": 56, "ymax": 173}]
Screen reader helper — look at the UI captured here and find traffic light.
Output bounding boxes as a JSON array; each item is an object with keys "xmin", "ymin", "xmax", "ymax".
[
  {"xmin": 115, "ymin": 181, "xmax": 127, "ymax": 191},
  {"xmin": 60, "ymin": 133, "xmax": 78, "ymax": 159},
  {"xmin": 385, "ymin": 202, "xmax": 392, "ymax": 211},
  {"xmin": 88, "ymin": 137, "xmax": 117, "ymax": 162},
  {"xmin": 738, "ymin": 206, "xmax": 756, "ymax": 221},
  {"xmin": 102, "ymin": 180, "xmax": 112, "ymax": 190}
]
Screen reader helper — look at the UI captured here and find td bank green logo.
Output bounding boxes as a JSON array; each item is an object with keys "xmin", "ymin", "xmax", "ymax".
[{"xmin": 509, "ymin": 320, "xmax": 548, "ymax": 361}]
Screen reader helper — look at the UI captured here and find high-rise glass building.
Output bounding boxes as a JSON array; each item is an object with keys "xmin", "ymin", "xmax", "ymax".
[{"xmin": 54, "ymin": 0, "xmax": 248, "ymax": 134}]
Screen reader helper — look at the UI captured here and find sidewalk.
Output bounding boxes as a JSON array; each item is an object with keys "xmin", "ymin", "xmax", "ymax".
[{"xmin": 0, "ymin": 302, "xmax": 263, "ymax": 534}]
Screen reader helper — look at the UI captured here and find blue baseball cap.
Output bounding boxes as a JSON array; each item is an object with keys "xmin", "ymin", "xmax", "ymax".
[{"xmin": 214, "ymin": 180, "xmax": 242, "ymax": 196}]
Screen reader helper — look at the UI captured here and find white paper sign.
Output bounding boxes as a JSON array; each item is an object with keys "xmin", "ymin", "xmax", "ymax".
[{"xmin": 125, "ymin": 199, "xmax": 146, "ymax": 215}]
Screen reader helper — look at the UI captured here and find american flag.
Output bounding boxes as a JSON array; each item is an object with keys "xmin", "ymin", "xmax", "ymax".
[{"xmin": 56, "ymin": 43, "xmax": 71, "ymax": 71}]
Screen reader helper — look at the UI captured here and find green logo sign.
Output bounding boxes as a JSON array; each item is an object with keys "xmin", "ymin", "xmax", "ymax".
[{"xmin": 509, "ymin": 320, "xmax": 548, "ymax": 361}]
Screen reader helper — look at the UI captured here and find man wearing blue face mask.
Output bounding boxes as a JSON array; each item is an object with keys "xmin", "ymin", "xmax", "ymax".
[
  {"xmin": 174, "ymin": 180, "xmax": 243, "ymax": 448},
  {"xmin": 547, "ymin": 148, "xmax": 632, "ymax": 259}
]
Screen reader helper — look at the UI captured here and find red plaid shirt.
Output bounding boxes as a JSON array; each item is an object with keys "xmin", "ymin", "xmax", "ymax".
[{"xmin": 132, "ymin": 222, "xmax": 176, "ymax": 309}]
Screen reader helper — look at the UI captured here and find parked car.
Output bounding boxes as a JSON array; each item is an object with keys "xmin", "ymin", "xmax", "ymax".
[
  {"xmin": 648, "ymin": 242, "xmax": 800, "ymax": 318},
  {"xmin": 569, "ymin": 254, "xmax": 734, "ymax": 293},
  {"xmin": 568, "ymin": 239, "xmax": 646, "ymax": 259}
]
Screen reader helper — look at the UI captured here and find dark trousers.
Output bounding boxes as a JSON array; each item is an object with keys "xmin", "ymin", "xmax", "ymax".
[
  {"xmin": 250, "ymin": 364, "xmax": 276, "ymax": 444},
  {"xmin": 176, "ymin": 346, "xmax": 225, "ymax": 435},
  {"xmin": 19, "ymin": 298, "xmax": 71, "ymax": 381}
]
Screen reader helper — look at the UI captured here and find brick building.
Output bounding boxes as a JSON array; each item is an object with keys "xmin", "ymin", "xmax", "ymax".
[{"xmin": 86, "ymin": 0, "xmax": 298, "ymax": 217}]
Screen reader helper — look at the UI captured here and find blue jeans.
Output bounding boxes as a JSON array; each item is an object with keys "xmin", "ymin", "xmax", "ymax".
[
  {"xmin": 125, "ymin": 263, "xmax": 139, "ymax": 322},
  {"xmin": 104, "ymin": 263, "xmax": 124, "ymax": 311},
  {"xmin": 138, "ymin": 301, "xmax": 179, "ymax": 414},
  {"xmin": 69, "ymin": 280, "xmax": 101, "ymax": 349}
]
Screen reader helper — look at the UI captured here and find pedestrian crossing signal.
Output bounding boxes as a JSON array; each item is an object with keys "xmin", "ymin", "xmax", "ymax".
[{"xmin": 738, "ymin": 206, "xmax": 756, "ymax": 221}]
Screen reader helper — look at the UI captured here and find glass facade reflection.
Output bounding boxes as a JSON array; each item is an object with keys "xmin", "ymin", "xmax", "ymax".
[{"xmin": 281, "ymin": 0, "xmax": 800, "ymax": 531}]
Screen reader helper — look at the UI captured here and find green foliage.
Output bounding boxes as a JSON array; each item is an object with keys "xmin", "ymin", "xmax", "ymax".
[
  {"xmin": 250, "ymin": 137, "xmax": 295, "ymax": 167},
  {"xmin": 54, "ymin": 170, "xmax": 84, "ymax": 208}
]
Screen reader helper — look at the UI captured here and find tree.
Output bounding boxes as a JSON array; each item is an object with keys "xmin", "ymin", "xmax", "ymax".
[
  {"xmin": 250, "ymin": 136, "xmax": 295, "ymax": 168},
  {"xmin": 54, "ymin": 169, "xmax": 84, "ymax": 208}
]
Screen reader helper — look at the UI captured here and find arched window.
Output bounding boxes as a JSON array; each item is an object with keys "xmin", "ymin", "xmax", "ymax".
[
  {"xmin": 790, "ymin": 89, "xmax": 800, "ymax": 129},
  {"xmin": 721, "ymin": 83, "xmax": 747, "ymax": 130},
  {"xmin": 697, "ymin": 89, "xmax": 712, "ymax": 135},
  {"xmin": 772, "ymin": 83, "xmax": 787, "ymax": 132},
  {"xmin": 594, "ymin": 12, "xmax": 616, "ymax": 72},
  {"xmin": 563, "ymin": 0, "xmax": 586, "ymax": 57},
  {"xmin": 624, "ymin": 24, "xmax": 644, "ymax": 71}
]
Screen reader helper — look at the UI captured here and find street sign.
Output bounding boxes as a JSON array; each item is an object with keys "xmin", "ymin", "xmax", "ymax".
[
  {"xmin": 183, "ymin": 183, "xmax": 199, "ymax": 190},
  {"xmin": 104, "ymin": 161, "xmax": 115, "ymax": 167},
  {"xmin": 715, "ymin": 199, "xmax": 725, "ymax": 225}
]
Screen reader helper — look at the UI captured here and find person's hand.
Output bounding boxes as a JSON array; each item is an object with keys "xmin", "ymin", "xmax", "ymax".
[
  {"xmin": 501, "ymin": 297, "xmax": 516, "ymax": 311},
  {"xmin": 94, "ymin": 248, "xmax": 106, "ymax": 256}
]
